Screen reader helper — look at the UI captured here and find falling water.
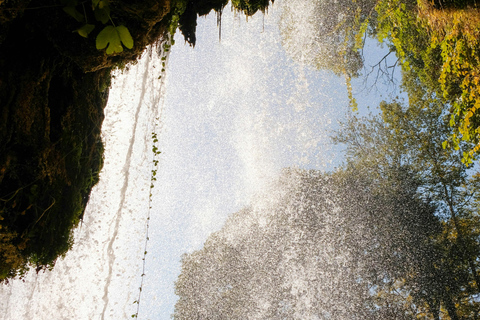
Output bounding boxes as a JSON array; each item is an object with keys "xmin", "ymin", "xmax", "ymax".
[
  {"xmin": 0, "ymin": 43, "xmax": 170, "ymax": 319},
  {"xmin": 0, "ymin": 1, "xmax": 392, "ymax": 319}
]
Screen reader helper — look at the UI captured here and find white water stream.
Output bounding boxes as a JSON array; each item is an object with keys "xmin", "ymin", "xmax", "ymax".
[
  {"xmin": 0, "ymin": 45, "xmax": 168, "ymax": 319},
  {"xmin": 0, "ymin": 2, "xmax": 393, "ymax": 319}
]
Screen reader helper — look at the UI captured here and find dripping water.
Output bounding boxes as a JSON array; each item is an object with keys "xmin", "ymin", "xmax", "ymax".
[
  {"xmin": 100, "ymin": 44, "xmax": 166, "ymax": 319},
  {"xmin": 0, "ymin": 41, "xmax": 170, "ymax": 319},
  {"xmin": 217, "ymin": 9, "xmax": 222, "ymax": 42}
]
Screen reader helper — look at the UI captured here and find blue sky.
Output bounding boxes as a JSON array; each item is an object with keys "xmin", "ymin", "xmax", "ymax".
[{"xmin": 140, "ymin": 3, "xmax": 401, "ymax": 319}]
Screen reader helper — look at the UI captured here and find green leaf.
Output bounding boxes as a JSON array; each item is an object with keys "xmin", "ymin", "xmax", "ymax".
[
  {"xmin": 63, "ymin": 6, "xmax": 84, "ymax": 22},
  {"xmin": 96, "ymin": 25, "xmax": 114, "ymax": 49},
  {"xmin": 94, "ymin": 6, "xmax": 110, "ymax": 24},
  {"xmin": 96, "ymin": 26, "xmax": 133, "ymax": 54},
  {"xmin": 96, "ymin": 26, "xmax": 123, "ymax": 54},
  {"xmin": 92, "ymin": 0, "xmax": 100, "ymax": 8},
  {"xmin": 76, "ymin": 24, "xmax": 95, "ymax": 38},
  {"xmin": 99, "ymin": 0, "xmax": 109, "ymax": 9},
  {"xmin": 117, "ymin": 25, "xmax": 134, "ymax": 49}
]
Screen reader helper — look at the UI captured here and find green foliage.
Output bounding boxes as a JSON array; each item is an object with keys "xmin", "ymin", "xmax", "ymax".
[
  {"xmin": 0, "ymin": 66, "xmax": 108, "ymax": 282},
  {"xmin": 279, "ymin": 0, "xmax": 375, "ymax": 111},
  {"xmin": 173, "ymin": 168, "xmax": 440, "ymax": 319},
  {"xmin": 150, "ymin": 131, "xmax": 161, "ymax": 187},
  {"xmin": 279, "ymin": 0, "xmax": 376, "ymax": 78},
  {"xmin": 96, "ymin": 25, "xmax": 133, "ymax": 54},
  {"xmin": 132, "ymin": 127, "xmax": 163, "ymax": 318},
  {"xmin": 0, "ymin": 230, "xmax": 27, "ymax": 280},
  {"xmin": 77, "ymin": 24, "xmax": 95, "ymax": 38},
  {"xmin": 334, "ymin": 98, "xmax": 480, "ymax": 319},
  {"xmin": 374, "ymin": 0, "xmax": 480, "ymax": 163},
  {"xmin": 94, "ymin": 2, "xmax": 110, "ymax": 24},
  {"xmin": 62, "ymin": 0, "xmax": 134, "ymax": 55},
  {"xmin": 230, "ymin": 0, "xmax": 271, "ymax": 16},
  {"xmin": 167, "ymin": 0, "xmax": 189, "ymax": 37},
  {"xmin": 63, "ymin": 3, "xmax": 84, "ymax": 22},
  {"xmin": 0, "ymin": 141, "xmax": 103, "ymax": 281}
]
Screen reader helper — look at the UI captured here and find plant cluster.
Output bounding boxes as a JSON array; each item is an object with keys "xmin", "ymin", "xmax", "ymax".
[
  {"xmin": 130, "ymin": 131, "xmax": 160, "ymax": 319},
  {"xmin": 373, "ymin": 0, "xmax": 480, "ymax": 163},
  {"xmin": 283, "ymin": 0, "xmax": 480, "ymax": 164},
  {"xmin": 62, "ymin": 0, "xmax": 133, "ymax": 54}
]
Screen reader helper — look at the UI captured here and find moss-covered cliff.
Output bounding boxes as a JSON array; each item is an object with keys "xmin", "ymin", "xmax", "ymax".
[
  {"xmin": 0, "ymin": 0, "xmax": 272, "ymax": 281},
  {"xmin": 0, "ymin": 0, "xmax": 174, "ymax": 281}
]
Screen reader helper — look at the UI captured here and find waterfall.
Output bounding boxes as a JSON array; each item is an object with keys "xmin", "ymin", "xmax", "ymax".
[
  {"xmin": 0, "ymin": 2, "xmax": 377, "ymax": 319},
  {"xmin": 0, "ymin": 43, "xmax": 170, "ymax": 319}
]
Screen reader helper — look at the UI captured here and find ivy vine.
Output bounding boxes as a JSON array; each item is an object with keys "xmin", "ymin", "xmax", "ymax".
[{"xmin": 131, "ymin": 40, "xmax": 172, "ymax": 318}]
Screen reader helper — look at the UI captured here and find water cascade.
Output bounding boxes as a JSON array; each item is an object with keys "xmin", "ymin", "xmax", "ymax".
[
  {"xmin": 1, "ymin": 0, "xmax": 475, "ymax": 319},
  {"xmin": 0, "ymin": 2, "xmax": 377, "ymax": 319},
  {"xmin": 0, "ymin": 43, "xmax": 171, "ymax": 319}
]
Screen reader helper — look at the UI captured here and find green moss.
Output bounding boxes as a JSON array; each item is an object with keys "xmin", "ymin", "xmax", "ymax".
[
  {"xmin": 230, "ymin": 0, "xmax": 272, "ymax": 15},
  {"xmin": 178, "ymin": 0, "xmax": 272, "ymax": 46},
  {"xmin": 0, "ymin": 0, "xmax": 171, "ymax": 281}
]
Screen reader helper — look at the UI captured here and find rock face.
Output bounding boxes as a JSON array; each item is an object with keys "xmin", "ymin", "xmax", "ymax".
[
  {"xmin": 0, "ymin": 0, "xmax": 172, "ymax": 280},
  {"xmin": 0, "ymin": 0, "xmax": 273, "ymax": 281}
]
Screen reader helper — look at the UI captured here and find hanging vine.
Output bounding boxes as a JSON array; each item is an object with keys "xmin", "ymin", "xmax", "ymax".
[
  {"xmin": 131, "ymin": 38, "xmax": 172, "ymax": 319},
  {"xmin": 131, "ymin": 131, "xmax": 160, "ymax": 318}
]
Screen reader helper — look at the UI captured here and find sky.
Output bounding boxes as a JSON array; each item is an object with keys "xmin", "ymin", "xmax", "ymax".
[
  {"xmin": 141, "ymin": 3, "xmax": 399, "ymax": 319},
  {"xmin": 144, "ymin": 9, "xmax": 344, "ymax": 319},
  {"xmin": 0, "ymin": 1, "xmax": 401, "ymax": 319}
]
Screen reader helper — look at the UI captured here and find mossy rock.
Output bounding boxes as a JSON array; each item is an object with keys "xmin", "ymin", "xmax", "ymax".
[{"xmin": 0, "ymin": 0, "xmax": 173, "ymax": 280}]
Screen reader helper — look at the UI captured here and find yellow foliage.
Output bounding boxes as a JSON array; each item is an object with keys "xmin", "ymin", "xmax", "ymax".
[
  {"xmin": 417, "ymin": 0, "xmax": 480, "ymax": 42},
  {"xmin": 417, "ymin": 0, "xmax": 480, "ymax": 161},
  {"xmin": 0, "ymin": 230, "xmax": 25, "ymax": 280}
]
